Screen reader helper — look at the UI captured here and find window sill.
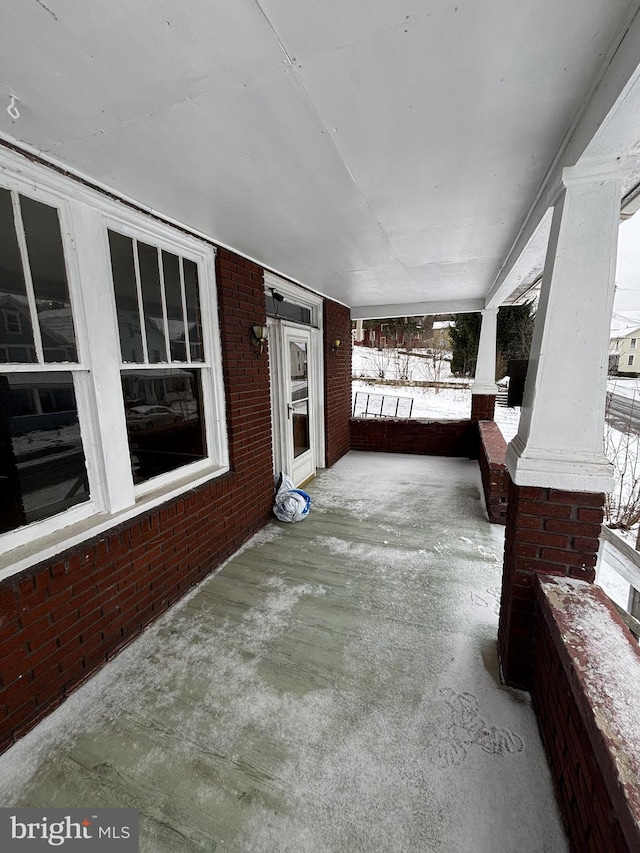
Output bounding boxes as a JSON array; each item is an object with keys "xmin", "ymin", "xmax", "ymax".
[{"xmin": 0, "ymin": 463, "xmax": 230, "ymax": 583}]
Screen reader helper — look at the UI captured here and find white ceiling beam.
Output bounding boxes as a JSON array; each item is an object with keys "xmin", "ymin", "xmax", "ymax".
[
  {"xmin": 486, "ymin": 4, "xmax": 640, "ymax": 309},
  {"xmin": 351, "ymin": 298, "xmax": 485, "ymax": 320}
]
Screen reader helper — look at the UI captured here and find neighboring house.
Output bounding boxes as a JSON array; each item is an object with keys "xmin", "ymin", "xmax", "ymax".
[
  {"xmin": 431, "ymin": 320, "xmax": 454, "ymax": 351},
  {"xmin": 610, "ymin": 326, "xmax": 640, "ymax": 374}
]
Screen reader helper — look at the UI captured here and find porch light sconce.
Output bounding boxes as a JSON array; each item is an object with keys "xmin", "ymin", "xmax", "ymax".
[
  {"xmin": 331, "ymin": 338, "xmax": 341, "ymax": 353},
  {"xmin": 250, "ymin": 324, "xmax": 269, "ymax": 354}
]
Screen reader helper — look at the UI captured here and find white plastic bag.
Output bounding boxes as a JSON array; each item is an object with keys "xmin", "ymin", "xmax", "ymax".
[{"xmin": 273, "ymin": 473, "xmax": 311, "ymax": 522}]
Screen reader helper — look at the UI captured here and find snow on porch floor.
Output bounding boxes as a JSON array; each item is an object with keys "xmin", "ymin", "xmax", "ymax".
[{"xmin": 0, "ymin": 453, "xmax": 568, "ymax": 852}]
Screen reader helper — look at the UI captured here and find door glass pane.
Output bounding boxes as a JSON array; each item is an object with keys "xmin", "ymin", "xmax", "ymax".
[
  {"xmin": 290, "ymin": 341, "xmax": 308, "ymax": 399},
  {"xmin": 109, "ymin": 230, "xmax": 144, "ymax": 363},
  {"xmin": 20, "ymin": 195, "xmax": 78, "ymax": 363},
  {"xmin": 291, "ymin": 399, "xmax": 309, "ymax": 458},
  {"xmin": 0, "ymin": 372, "xmax": 89, "ymax": 533},
  {"xmin": 161, "ymin": 251, "xmax": 186, "ymax": 361},
  {"xmin": 290, "ymin": 340, "xmax": 309, "ymax": 458},
  {"xmin": 122, "ymin": 367, "xmax": 206, "ymax": 484},
  {"xmin": 0, "ymin": 188, "xmax": 36, "ymax": 363},
  {"xmin": 138, "ymin": 242, "xmax": 167, "ymax": 363}
]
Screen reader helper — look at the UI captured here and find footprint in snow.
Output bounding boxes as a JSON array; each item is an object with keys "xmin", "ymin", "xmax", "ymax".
[{"xmin": 427, "ymin": 688, "xmax": 524, "ymax": 768}]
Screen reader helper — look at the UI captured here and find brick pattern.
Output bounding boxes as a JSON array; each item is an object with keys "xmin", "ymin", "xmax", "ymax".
[
  {"xmin": 497, "ymin": 478, "xmax": 604, "ymax": 689},
  {"xmin": 350, "ymin": 417, "xmax": 474, "ymax": 457},
  {"xmin": 478, "ymin": 421, "xmax": 508, "ymax": 524},
  {"xmin": 533, "ymin": 582, "xmax": 637, "ymax": 853},
  {"xmin": 0, "ymin": 249, "xmax": 275, "ymax": 755},
  {"xmin": 471, "ymin": 393, "xmax": 496, "ymax": 422},
  {"xmin": 323, "ymin": 301, "xmax": 352, "ymax": 468}
]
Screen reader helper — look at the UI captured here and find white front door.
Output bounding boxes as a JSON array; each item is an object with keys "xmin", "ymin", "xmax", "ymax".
[
  {"xmin": 283, "ymin": 326, "xmax": 315, "ymax": 486},
  {"xmin": 269, "ymin": 321, "xmax": 319, "ymax": 487}
]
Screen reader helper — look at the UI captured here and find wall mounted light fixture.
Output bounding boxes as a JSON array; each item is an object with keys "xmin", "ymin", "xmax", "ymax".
[
  {"xmin": 331, "ymin": 338, "xmax": 341, "ymax": 353},
  {"xmin": 250, "ymin": 324, "xmax": 268, "ymax": 354}
]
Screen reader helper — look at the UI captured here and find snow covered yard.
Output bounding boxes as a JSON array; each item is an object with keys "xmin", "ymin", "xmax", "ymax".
[{"xmin": 352, "ymin": 345, "xmax": 519, "ymax": 438}]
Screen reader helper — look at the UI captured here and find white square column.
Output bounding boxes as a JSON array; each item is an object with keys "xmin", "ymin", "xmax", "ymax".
[
  {"xmin": 472, "ymin": 308, "xmax": 499, "ymax": 395},
  {"xmin": 505, "ymin": 160, "xmax": 623, "ymax": 493}
]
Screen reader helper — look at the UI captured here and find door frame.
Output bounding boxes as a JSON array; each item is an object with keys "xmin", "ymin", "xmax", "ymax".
[{"xmin": 265, "ymin": 274, "xmax": 325, "ymax": 485}]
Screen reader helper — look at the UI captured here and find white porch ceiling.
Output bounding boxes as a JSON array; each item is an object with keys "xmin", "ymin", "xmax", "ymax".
[{"xmin": 2, "ymin": 1, "xmax": 640, "ymax": 315}]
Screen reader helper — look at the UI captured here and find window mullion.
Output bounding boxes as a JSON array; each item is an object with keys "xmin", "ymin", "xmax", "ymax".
[
  {"xmin": 11, "ymin": 192, "xmax": 44, "ymax": 363},
  {"xmin": 131, "ymin": 238, "xmax": 149, "ymax": 364},
  {"xmin": 178, "ymin": 256, "xmax": 191, "ymax": 365},
  {"xmin": 69, "ymin": 202, "xmax": 135, "ymax": 513},
  {"xmin": 157, "ymin": 247, "xmax": 171, "ymax": 362}
]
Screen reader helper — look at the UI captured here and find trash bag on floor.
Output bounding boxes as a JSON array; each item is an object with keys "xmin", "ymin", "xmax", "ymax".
[{"xmin": 273, "ymin": 472, "xmax": 311, "ymax": 523}]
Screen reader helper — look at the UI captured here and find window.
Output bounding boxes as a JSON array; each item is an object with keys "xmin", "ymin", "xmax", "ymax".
[
  {"xmin": 0, "ymin": 373, "xmax": 88, "ymax": 534},
  {"xmin": 3, "ymin": 310, "xmax": 22, "ymax": 335},
  {"xmin": 266, "ymin": 293, "xmax": 312, "ymax": 324},
  {"xmin": 0, "ymin": 187, "xmax": 89, "ymax": 537},
  {"xmin": 628, "ymin": 355, "xmax": 635, "ymax": 366},
  {"xmin": 631, "ymin": 338, "xmax": 637, "ymax": 349},
  {"xmin": 0, "ymin": 153, "xmax": 227, "ymax": 562},
  {"xmin": 107, "ymin": 230, "xmax": 208, "ymax": 485}
]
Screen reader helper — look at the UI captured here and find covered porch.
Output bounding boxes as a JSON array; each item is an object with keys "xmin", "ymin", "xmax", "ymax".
[
  {"xmin": 3, "ymin": 3, "xmax": 640, "ymax": 851},
  {"xmin": 0, "ymin": 452, "xmax": 567, "ymax": 852}
]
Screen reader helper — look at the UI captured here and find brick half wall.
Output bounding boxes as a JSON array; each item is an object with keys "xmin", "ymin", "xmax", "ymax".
[
  {"xmin": 324, "ymin": 301, "xmax": 352, "ymax": 468},
  {"xmin": 350, "ymin": 417, "xmax": 475, "ymax": 457},
  {"xmin": 0, "ymin": 249, "xmax": 274, "ymax": 755},
  {"xmin": 498, "ymin": 479, "xmax": 604, "ymax": 690},
  {"xmin": 533, "ymin": 578, "xmax": 640, "ymax": 853},
  {"xmin": 478, "ymin": 421, "xmax": 508, "ymax": 524}
]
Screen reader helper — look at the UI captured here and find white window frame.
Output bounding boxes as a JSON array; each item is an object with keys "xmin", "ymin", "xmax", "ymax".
[
  {"xmin": 101, "ymin": 210, "xmax": 226, "ymax": 502},
  {"xmin": 631, "ymin": 338, "xmax": 637, "ymax": 349},
  {"xmin": 628, "ymin": 354, "xmax": 635, "ymax": 366},
  {"xmin": 0, "ymin": 149, "xmax": 228, "ymax": 581}
]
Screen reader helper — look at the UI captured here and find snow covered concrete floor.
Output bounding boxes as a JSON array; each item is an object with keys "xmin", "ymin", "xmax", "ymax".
[{"xmin": 0, "ymin": 453, "xmax": 568, "ymax": 853}]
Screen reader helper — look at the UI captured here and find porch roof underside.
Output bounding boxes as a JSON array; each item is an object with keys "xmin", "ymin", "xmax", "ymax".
[
  {"xmin": 3, "ymin": 1, "xmax": 640, "ymax": 316},
  {"xmin": 0, "ymin": 452, "xmax": 568, "ymax": 851}
]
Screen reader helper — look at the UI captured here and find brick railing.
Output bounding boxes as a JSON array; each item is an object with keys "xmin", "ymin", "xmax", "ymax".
[
  {"xmin": 533, "ymin": 578, "xmax": 640, "ymax": 853},
  {"xmin": 349, "ymin": 417, "xmax": 475, "ymax": 457},
  {"xmin": 477, "ymin": 420, "xmax": 508, "ymax": 524}
]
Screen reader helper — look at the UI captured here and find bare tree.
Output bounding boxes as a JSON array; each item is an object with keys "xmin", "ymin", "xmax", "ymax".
[
  {"xmin": 604, "ymin": 391, "xmax": 640, "ymax": 530},
  {"xmin": 393, "ymin": 349, "xmax": 414, "ymax": 381},
  {"xmin": 362, "ymin": 347, "xmax": 393, "ymax": 380},
  {"xmin": 419, "ymin": 329, "xmax": 450, "ymax": 394}
]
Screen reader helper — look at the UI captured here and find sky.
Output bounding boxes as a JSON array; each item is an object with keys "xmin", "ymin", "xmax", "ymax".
[{"xmin": 612, "ymin": 213, "xmax": 640, "ymax": 333}]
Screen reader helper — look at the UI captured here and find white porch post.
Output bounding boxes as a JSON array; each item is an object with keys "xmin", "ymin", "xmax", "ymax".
[
  {"xmin": 499, "ymin": 158, "xmax": 623, "ymax": 689},
  {"xmin": 505, "ymin": 160, "xmax": 623, "ymax": 493},
  {"xmin": 473, "ymin": 308, "xmax": 499, "ymax": 395}
]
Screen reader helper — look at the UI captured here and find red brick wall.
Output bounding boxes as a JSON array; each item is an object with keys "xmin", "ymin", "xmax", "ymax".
[
  {"xmin": 350, "ymin": 417, "xmax": 475, "ymax": 457},
  {"xmin": 498, "ymin": 479, "xmax": 604, "ymax": 689},
  {"xmin": 0, "ymin": 249, "xmax": 274, "ymax": 755},
  {"xmin": 533, "ymin": 580, "xmax": 639, "ymax": 853},
  {"xmin": 324, "ymin": 301, "xmax": 352, "ymax": 467},
  {"xmin": 478, "ymin": 421, "xmax": 508, "ymax": 524},
  {"xmin": 471, "ymin": 393, "xmax": 496, "ymax": 422}
]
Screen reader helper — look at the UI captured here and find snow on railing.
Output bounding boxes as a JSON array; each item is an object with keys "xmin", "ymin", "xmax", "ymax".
[{"xmin": 597, "ymin": 525, "xmax": 640, "ymax": 639}]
